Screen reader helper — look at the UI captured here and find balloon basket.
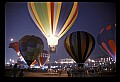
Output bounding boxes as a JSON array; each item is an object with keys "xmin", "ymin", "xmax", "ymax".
[
  {"xmin": 77, "ymin": 63, "xmax": 84, "ymax": 67},
  {"xmin": 71, "ymin": 63, "xmax": 85, "ymax": 77},
  {"xmin": 49, "ymin": 45, "xmax": 56, "ymax": 53}
]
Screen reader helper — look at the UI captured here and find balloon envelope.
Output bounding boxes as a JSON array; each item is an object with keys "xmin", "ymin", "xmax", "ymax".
[
  {"xmin": 30, "ymin": 59, "xmax": 38, "ymax": 67},
  {"xmin": 97, "ymin": 24, "xmax": 116, "ymax": 61},
  {"xmin": 28, "ymin": 2, "xmax": 78, "ymax": 52},
  {"xmin": 64, "ymin": 31, "xmax": 95, "ymax": 65},
  {"xmin": 9, "ymin": 42, "xmax": 27, "ymax": 64},
  {"xmin": 19, "ymin": 35, "xmax": 44, "ymax": 66},
  {"xmin": 17, "ymin": 58, "xmax": 27, "ymax": 66},
  {"xmin": 36, "ymin": 50, "xmax": 50, "ymax": 67},
  {"xmin": 9, "ymin": 42, "xmax": 19, "ymax": 53}
]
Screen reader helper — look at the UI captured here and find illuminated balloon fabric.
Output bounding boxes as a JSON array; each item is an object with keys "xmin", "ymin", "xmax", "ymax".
[
  {"xmin": 19, "ymin": 35, "xmax": 44, "ymax": 66},
  {"xmin": 9, "ymin": 42, "xmax": 23, "ymax": 58},
  {"xmin": 36, "ymin": 50, "xmax": 50, "ymax": 67},
  {"xmin": 28, "ymin": 2, "xmax": 78, "ymax": 50},
  {"xmin": 9, "ymin": 42, "xmax": 19, "ymax": 53},
  {"xmin": 30, "ymin": 60, "xmax": 38, "ymax": 67},
  {"xmin": 9, "ymin": 42, "xmax": 27, "ymax": 64},
  {"xmin": 30, "ymin": 50, "xmax": 50, "ymax": 67},
  {"xmin": 64, "ymin": 31, "xmax": 95, "ymax": 64},
  {"xmin": 17, "ymin": 58, "xmax": 27, "ymax": 65},
  {"xmin": 97, "ymin": 24, "xmax": 116, "ymax": 61}
]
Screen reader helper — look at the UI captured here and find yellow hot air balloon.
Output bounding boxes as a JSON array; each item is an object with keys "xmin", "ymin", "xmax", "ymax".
[{"xmin": 28, "ymin": 2, "xmax": 78, "ymax": 52}]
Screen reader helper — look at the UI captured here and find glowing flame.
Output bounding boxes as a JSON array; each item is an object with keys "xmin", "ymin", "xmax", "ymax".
[
  {"xmin": 46, "ymin": 35, "xmax": 59, "ymax": 52},
  {"xmin": 47, "ymin": 35, "xmax": 59, "ymax": 46}
]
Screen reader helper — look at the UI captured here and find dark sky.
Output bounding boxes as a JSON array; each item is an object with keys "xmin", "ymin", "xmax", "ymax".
[{"xmin": 5, "ymin": 2, "xmax": 116, "ymax": 64}]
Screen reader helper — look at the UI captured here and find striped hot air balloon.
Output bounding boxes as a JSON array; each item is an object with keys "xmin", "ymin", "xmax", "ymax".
[
  {"xmin": 97, "ymin": 24, "xmax": 116, "ymax": 62},
  {"xmin": 27, "ymin": 2, "xmax": 78, "ymax": 52},
  {"xmin": 64, "ymin": 31, "xmax": 95, "ymax": 67}
]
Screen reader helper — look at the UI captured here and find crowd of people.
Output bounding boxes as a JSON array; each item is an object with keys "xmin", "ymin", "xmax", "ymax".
[
  {"xmin": 9, "ymin": 62, "xmax": 116, "ymax": 77},
  {"xmin": 66, "ymin": 66, "xmax": 103, "ymax": 77},
  {"xmin": 12, "ymin": 63, "xmax": 24, "ymax": 77}
]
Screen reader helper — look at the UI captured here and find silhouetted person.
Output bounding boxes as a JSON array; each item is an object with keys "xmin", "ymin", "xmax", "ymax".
[
  {"xmin": 66, "ymin": 68, "xmax": 71, "ymax": 77},
  {"xmin": 12, "ymin": 63, "xmax": 19, "ymax": 77},
  {"xmin": 59, "ymin": 69, "xmax": 62, "ymax": 76},
  {"xmin": 19, "ymin": 69, "xmax": 24, "ymax": 77}
]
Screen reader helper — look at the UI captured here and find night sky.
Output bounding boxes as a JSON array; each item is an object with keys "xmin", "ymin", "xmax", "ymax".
[{"xmin": 5, "ymin": 2, "xmax": 116, "ymax": 64}]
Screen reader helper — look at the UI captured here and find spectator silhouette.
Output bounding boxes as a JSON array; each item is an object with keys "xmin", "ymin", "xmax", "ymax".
[
  {"xmin": 12, "ymin": 63, "xmax": 19, "ymax": 77},
  {"xmin": 66, "ymin": 68, "xmax": 71, "ymax": 77},
  {"xmin": 58, "ymin": 69, "xmax": 62, "ymax": 76},
  {"xmin": 19, "ymin": 69, "xmax": 24, "ymax": 77}
]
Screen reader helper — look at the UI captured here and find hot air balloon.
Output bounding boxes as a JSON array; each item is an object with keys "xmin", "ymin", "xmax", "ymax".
[
  {"xmin": 9, "ymin": 42, "xmax": 27, "ymax": 65},
  {"xmin": 27, "ymin": 2, "xmax": 78, "ymax": 52},
  {"xmin": 36, "ymin": 50, "xmax": 50, "ymax": 67},
  {"xmin": 64, "ymin": 31, "xmax": 95, "ymax": 67},
  {"xmin": 97, "ymin": 24, "xmax": 116, "ymax": 62},
  {"xmin": 19, "ymin": 35, "xmax": 44, "ymax": 66},
  {"xmin": 30, "ymin": 50, "xmax": 50, "ymax": 67}
]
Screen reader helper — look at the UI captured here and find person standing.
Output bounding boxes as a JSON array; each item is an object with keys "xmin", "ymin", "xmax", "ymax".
[
  {"xmin": 12, "ymin": 63, "xmax": 19, "ymax": 77},
  {"xmin": 66, "ymin": 68, "xmax": 71, "ymax": 77},
  {"xmin": 58, "ymin": 69, "xmax": 62, "ymax": 76},
  {"xmin": 19, "ymin": 69, "xmax": 24, "ymax": 77}
]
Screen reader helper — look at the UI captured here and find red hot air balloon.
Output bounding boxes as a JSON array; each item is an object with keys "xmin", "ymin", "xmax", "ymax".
[
  {"xmin": 64, "ymin": 31, "xmax": 95, "ymax": 67},
  {"xmin": 97, "ymin": 24, "xmax": 116, "ymax": 62},
  {"xmin": 36, "ymin": 50, "xmax": 50, "ymax": 67}
]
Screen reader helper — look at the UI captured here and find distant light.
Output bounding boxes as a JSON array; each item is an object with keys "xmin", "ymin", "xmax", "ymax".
[
  {"xmin": 34, "ymin": 66, "xmax": 40, "ymax": 68},
  {"xmin": 12, "ymin": 64, "xmax": 14, "ymax": 66},
  {"xmin": 91, "ymin": 60, "xmax": 95, "ymax": 62},
  {"xmin": 61, "ymin": 61, "xmax": 63, "ymax": 64},
  {"xmin": 12, "ymin": 60, "xmax": 14, "ymax": 63},
  {"xmin": 7, "ymin": 62, "xmax": 10, "ymax": 64},
  {"xmin": 10, "ymin": 38, "xmax": 14, "ymax": 42},
  {"xmin": 88, "ymin": 59, "xmax": 90, "ymax": 62},
  {"xmin": 105, "ymin": 68, "xmax": 107, "ymax": 70},
  {"xmin": 110, "ymin": 62, "xmax": 111, "ymax": 64}
]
